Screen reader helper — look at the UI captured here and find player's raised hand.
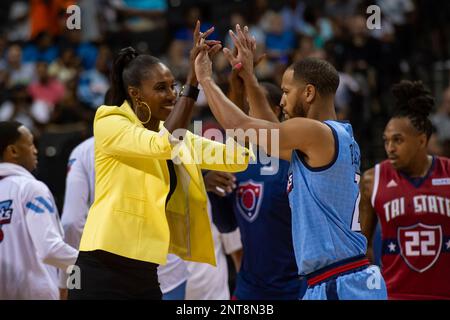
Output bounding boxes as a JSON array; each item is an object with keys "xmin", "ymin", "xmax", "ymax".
[
  {"xmin": 188, "ymin": 20, "xmax": 221, "ymax": 85},
  {"xmin": 194, "ymin": 39, "xmax": 213, "ymax": 83},
  {"xmin": 223, "ymin": 25, "xmax": 265, "ymax": 81}
]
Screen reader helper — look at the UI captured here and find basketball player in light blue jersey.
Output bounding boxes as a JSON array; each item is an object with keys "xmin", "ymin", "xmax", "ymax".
[{"xmin": 193, "ymin": 25, "xmax": 387, "ymax": 300}]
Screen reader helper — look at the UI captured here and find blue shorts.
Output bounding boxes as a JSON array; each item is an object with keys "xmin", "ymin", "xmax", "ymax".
[{"xmin": 302, "ymin": 265, "xmax": 387, "ymax": 300}]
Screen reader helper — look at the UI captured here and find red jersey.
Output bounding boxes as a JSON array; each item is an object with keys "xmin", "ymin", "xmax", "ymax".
[{"xmin": 372, "ymin": 156, "xmax": 450, "ymax": 300}]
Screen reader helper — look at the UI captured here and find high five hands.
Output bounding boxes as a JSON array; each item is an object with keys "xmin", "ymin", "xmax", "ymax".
[
  {"xmin": 189, "ymin": 20, "xmax": 222, "ymax": 85},
  {"xmin": 195, "ymin": 24, "xmax": 265, "ymax": 84}
]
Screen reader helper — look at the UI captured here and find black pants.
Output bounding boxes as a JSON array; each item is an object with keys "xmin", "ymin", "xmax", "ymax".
[{"xmin": 68, "ymin": 250, "xmax": 161, "ymax": 300}]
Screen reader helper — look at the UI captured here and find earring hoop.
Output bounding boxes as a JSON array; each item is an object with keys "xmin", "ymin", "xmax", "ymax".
[{"xmin": 136, "ymin": 100, "xmax": 151, "ymax": 124}]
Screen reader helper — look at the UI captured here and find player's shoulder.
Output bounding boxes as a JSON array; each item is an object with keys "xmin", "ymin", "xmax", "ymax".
[
  {"xmin": 25, "ymin": 178, "xmax": 51, "ymax": 193},
  {"xmin": 94, "ymin": 102, "xmax": 135, "ymax": 125},
  {"xmin": 71, "ymin": 137, "xmax": 94, "ymax": 157},
  {"xmin": 19, "ymin": 178, "xmax": 52, "ymax": 201},
  {"xmin": 435, "ymin": 156, "xmax": 450, "ymax": 167},
  {"xmin": 433, "ymin": 156, "xmax": 450, "ymax": 174}
]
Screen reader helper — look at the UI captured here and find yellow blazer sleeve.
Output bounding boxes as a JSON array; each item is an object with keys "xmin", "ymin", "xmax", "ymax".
[
  {"xmin": 192, "ymin": 134, "xmax": 255, "ymax": 172},
  {"xmin": 94, "ymin": 106, "xmax": 174, "ymax": 160}
]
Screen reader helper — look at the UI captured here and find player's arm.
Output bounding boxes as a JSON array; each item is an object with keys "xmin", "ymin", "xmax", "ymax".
[
  {"xmin": 163, "ymin": 21, "xmax": 221, "ymax": 134},
  {"xmin": 24, "ymin": 183, "xmax": 78, "ymax": 270},
  {"xmin": 359, "ymin": 168, "xmax": 378, "ymax": 264},
  {"xmin": 195, "ymin": 44, "xmax": 334, "ymax": 163},
  {"xmin": 219, "ymin": 227, "xmax": 243, "ymax": 272},
  {"xmin": 59, "ymin": 151, "xmax": 90, "ymax": 292},
  {"xmin": 197, "ymin": 74, "xmax": 333, "ymax": 163},
  {"xmin": 61, "ymin": 152, "xmax": 90, "ymax": 251},
  {"xmin": 245, "ymin": 74, "xmax": 280, "ymax": 123},
  {"xmin": 227, "ymin": 68, "xmax": 246, "ymax": 111}
]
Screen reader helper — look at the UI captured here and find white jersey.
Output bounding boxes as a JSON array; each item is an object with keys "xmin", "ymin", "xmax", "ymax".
[
  {"xmin": 0, "ymin": 163, "xmax": 78, "ymax": 299},
  {"xmin": 185, "ymin": 198, "xmax": 242, "ymax": 300},
  {"xmin": 61, "ymin": 137, "xmax": 95, "ymax": 251},
  {"xmin": 61, "ymin": 137, "xmax": 188, "ymax": 294}
]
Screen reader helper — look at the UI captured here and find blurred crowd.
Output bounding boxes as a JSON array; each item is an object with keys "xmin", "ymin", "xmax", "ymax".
[{"xmin": 0, "ymin": 0, "xmax": 450, "ymax": 208}]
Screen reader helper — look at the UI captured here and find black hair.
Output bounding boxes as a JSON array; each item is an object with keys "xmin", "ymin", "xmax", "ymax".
[
  {"xmin": 260, "ymin": 82, "xmax": 282, "ymax": 109},
  {"xmin": 290, "ymin": 57, "xmax": 339, "ymax": 96},
  {"xmin": 0, "ymin": 121, "xmax": 23, "ymax": 160},
  {"xmin": 104, "ymin": 88, "xmax": 113, "ymax": 105},
  {"xmin": 109, "ymin": 47, "xmax": 161, "ymax": 106},
  {"xmin": 391, "ymin": 80, "xmax": 434, "ymax": 139}
]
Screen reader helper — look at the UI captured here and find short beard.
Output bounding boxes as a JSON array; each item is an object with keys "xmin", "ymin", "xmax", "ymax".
[{"xmin": 293, "ymin": 101, "xmax": 307, "ymax": 118}]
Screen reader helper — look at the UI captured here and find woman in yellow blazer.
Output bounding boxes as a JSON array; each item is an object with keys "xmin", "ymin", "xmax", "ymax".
[{"xmin": 68, "ymin": 23, "xmax": 253, "ymax": 300}]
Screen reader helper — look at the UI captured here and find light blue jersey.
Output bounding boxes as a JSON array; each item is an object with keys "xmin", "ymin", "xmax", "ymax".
[
  {"xmin": 287, "ymin": 120, "xmax": 387, "ymax": 300},
  {"xmin": 287, "ymin": 120, "xmax": 367, "ymax": 276}
]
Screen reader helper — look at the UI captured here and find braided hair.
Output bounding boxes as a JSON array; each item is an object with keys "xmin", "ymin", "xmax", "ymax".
[
  {"xmin": 391, "ymin": 80, "xmax": 434, "ymax": 140},
  {"xmin": 109, "ymin": 47, "xmax": 161, "ymax": 106}
]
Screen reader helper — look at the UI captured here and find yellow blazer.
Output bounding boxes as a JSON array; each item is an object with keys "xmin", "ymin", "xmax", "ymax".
[{"xmin": 79, "ymin": 101, "xmax": 253, "ymax": 266}]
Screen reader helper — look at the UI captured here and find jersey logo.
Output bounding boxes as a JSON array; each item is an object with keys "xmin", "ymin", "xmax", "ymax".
[
  {"xmin": 386, "ymin": 179, "xmax": 398, "ymax": 188},
  {"xmin": 287, "ymin": 172, "xmax": 294, "ymax": 194},
  {"xmin": 398, "ymin": 223, "xmax": 442, "ymax": 273},
  {"xmin": 235, "ymin": 180, "xmax": 264, "ymax": 223},
  {"xmin": 432, "ymin": 178, "xmax": 450, "ymax": 186},
  {"xmin": 26, "ymin": 196, "xmax": 55, "ymax": 214},
  {"xmin": 0, "ymin": 200, "xmax": 14, "ymax": 243}
]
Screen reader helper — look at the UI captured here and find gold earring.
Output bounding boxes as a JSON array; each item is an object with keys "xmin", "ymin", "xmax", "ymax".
[{"xmin": 136, "ymin": 99, "xmax": 151, "ymax": 124}]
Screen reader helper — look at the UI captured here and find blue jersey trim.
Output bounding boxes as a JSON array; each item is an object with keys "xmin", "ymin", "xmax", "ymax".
[
  {"xmin": 304, "ymin": 254, "xmax": 366, "ymax": 279},
  {"xmin": 399, "ymin": 156, "xmax": 435, "ymax": 188},
  {"xmin": 295, "ymin": 122, "xmax": 339, "ymax": 172}
]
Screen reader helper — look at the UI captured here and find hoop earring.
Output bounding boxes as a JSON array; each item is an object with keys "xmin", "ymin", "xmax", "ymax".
[{"xmin": 136, "ymin": 100, "xmax": 151, "ymax": 124}]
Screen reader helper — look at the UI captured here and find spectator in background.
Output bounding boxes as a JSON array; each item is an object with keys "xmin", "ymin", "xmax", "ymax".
[
  {"xmin": 78, "ymin": 0, "xmax": 102, "ymax": 43},
  {"xmin": 431, "ymin": 86, "xmax": 450, "ymax": 156},
  {"xmin": 48, "ymin": 47, "xmax": 80, "ymax": 84},
  {"xmin": 292, "ymin": 35, "xmax": 325, "ymax": 63},
  {"xmin": 29, "ymin": 0, "xmax": 74, "ymax": 39},
  {"xmin": 224, "ymin": 12, "xmax": 265, "ymax": 54},
  {"xmin": 77, "ymin": 46, "xmax": 111, "ymax": 109},
  {"xmin": 28, "ymin": 61, "xmax": 65, "ymax": 107},
  {"xmin": 110, "ymin": 0, "xmax": 169, "ymax": 55},
  {"xmin": 280, "ymin": 0, "xmax": 306, "ymax": 34},
  {"xmin": 324, "ymin": 0, "xmax": 360, "ymax": 28},
  {"xmin": 57, "ymin": 29, "xmax": 98, "ymax": 71},
  {"xmin": 297, "ymin": 5, "xmax": 334, "ymax": 49},
  {"xmin": 263, "ymin": 11, "xmax": 295, "ymax": 63},
  {"xmin": 0, "ymin": 84, "xmax": 43, "ymax": 133},
  {"xmin": 0, "ymin": 44, "xmax": 35, "ymax": 87},
  {"xmin": 0, "ymin": 34, "xmax": 7, "ymax": 62},
  {"xmin": 53, "ymin": 77, "xmax": 93, "ymax": 125},
  {"xmin": 427, "ymin": 125, "xmax": 445, "ymax": 157},
  {"xmin": 111, "ymin": 0, "xmax": 168, "ymax": 32},
  {"xmin": 6, "ymin": 1, "xmax": 30, "ymax": 42},
  {"xmin": 167, "ymin": 6, "xmax": 217, "ymax": 82},
  {"xmin": 23, "ymin": 32, "xmax": 59, "ymax": 64}
]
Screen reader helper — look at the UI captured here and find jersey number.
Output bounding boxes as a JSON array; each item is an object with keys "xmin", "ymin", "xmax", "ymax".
[
  {"xmin": 404, "ymin": 231, "xmax": 436, "ymax": 256},
  {"xmin": 351, "ymin": 173, "xmax": 361, "ymax": 232}
]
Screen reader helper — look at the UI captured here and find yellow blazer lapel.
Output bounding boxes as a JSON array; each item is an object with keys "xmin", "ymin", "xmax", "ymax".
[{"xmin": 171, "ymin": 136, "xmax": 205, "ymax": 194}]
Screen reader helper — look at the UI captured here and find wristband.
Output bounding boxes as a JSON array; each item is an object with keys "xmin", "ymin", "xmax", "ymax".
[{"xmin": 179, "ymin": 84, "xmax": 200, "ymax": 101}]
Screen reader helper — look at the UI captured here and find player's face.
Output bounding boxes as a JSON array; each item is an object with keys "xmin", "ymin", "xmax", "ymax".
[
  {"xmin": 14, "ymin": 126, "xmax": 38, "ymax": 172},
  {"xmin": 134, "ymin": 63, "xmax": 177, "ymax": 121},
  {"xmin": 280, "ymin": 69, "xmax": 308, "ymax": 119},
  {"xmin": 383, "ymin": 117, "xmax": 427, "ymax": 170}
]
